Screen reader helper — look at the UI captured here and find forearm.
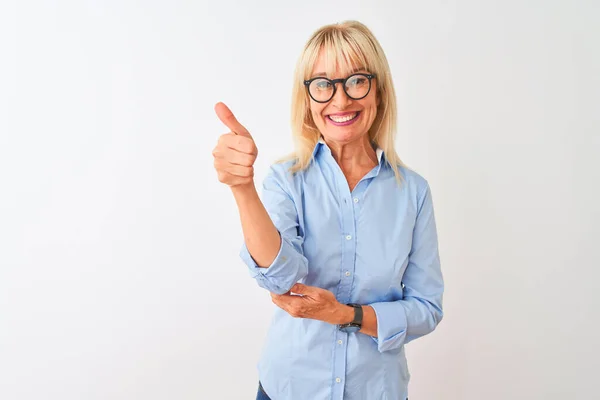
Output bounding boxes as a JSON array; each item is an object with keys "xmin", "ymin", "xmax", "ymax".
[
  {"xmin": 231, "ymin": 184, "xmax": 280, "ymax": 268},
  {"xmin": 337, "ymin": 304, "xmax": 378, "ymax": 337},
  {"xmin": 358, "ymin": 305, "xmax": 378, "ymax": 337}
]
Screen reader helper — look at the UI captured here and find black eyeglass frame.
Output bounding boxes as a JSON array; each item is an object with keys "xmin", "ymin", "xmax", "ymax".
[{"xmin": 303, "ymin": 73, "xmax": 377, "ymax": 103}]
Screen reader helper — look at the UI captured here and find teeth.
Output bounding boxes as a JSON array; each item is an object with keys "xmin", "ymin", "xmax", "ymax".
[{"xmin": 329, "ymin": 112, "xmax": 357, "ymax": 123}]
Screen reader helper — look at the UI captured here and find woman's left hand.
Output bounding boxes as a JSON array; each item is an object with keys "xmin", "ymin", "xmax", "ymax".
[{"xmin": 270, "ymin": 283, "xmax": 351, "ymax": 325}]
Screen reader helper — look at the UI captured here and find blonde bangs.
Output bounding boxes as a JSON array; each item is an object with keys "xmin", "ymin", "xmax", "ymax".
[{"xmin": 321, "ymin": 33, "xmax": 368, "ymax": 78}]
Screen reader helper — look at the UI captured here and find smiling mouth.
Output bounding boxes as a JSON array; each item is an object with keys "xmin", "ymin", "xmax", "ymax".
[{"xmin": 327, "ymin": 112, "xmax": 360, "ymax": 123}]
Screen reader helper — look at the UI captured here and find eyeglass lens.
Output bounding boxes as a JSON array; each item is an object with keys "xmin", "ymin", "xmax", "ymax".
[{"xmin": 308, "ymin": 74, "xmax": 371, "ymax": 102}]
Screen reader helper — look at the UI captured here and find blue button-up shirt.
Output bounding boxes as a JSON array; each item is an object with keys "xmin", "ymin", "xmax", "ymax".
[{"xmin": 240, "ymin": 140, "xmax": 444, "ymax": 400}]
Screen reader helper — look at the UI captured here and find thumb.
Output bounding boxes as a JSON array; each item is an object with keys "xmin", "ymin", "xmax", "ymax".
[
  {"xmin": 290, "ymin": 283, "xmax": 309, "ymax": 295},
  {"xmin": 214, "ymin": 102, "xmax": 252, "ymax": 137}
]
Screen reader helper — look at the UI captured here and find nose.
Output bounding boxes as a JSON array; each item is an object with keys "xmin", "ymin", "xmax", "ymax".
[{"xmin": 331, "ymin": 82, "xmax": 352, "ymax": 108}]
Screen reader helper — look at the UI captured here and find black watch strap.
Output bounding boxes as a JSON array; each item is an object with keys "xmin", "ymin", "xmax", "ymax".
[{"xmin": 348, "ymin": 303, "xmax": 363, "ymax": 325}]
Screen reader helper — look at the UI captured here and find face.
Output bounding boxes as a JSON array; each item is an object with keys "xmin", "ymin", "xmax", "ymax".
[{"xmin": 308, "ymin": 49, "xmax": 379, "ymax": 145}]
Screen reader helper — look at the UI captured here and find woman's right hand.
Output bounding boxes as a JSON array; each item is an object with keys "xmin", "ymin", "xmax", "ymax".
[{"xmin": 213, "ymin": 102, "xmax": 258, "ymax": 188}]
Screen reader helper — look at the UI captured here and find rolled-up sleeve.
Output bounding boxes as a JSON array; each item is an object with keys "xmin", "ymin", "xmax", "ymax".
[
  {"xmin": 369, "ymin": 183, "xmax": 444, "ymax": 353},
  {"xmin": 239, "ymin": 165, "xmax": 308, "ymax": 295}
]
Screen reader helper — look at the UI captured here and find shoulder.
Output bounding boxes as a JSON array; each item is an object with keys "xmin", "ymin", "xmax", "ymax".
[
  {"xmin": 260, "ymin": 158, "xmax": 301, "ymax": 196},
  {"xmin": 396, "ymin": 165, "xmax": 430, "ymax": 194},
  {"xmin": 394, "ymin": 165, "xmax": 438, "ymax": 218},
  {"xmin": 266, "ymin": 159, "xmax": 299, "ymax": 183}
]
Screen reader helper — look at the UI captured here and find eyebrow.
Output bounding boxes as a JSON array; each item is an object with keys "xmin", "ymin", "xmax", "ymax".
[{"xmin": 310, "ymin": 67, "xmax": 368, "ymax": 79}]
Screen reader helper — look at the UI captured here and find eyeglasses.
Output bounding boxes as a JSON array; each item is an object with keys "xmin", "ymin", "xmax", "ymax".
[{"xmin": 303, "ymin": 73, "xmax": 377, "ymax": 103}]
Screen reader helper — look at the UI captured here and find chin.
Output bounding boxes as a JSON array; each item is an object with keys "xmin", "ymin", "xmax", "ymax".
[{"xmin": 322, "ymin": 129, "xmax": 364, "ymax": 144}]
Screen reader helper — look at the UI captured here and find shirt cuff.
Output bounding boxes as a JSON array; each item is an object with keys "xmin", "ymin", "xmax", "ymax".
[
  {"xmin": 369, "ymin": 301, "xmax": 408, "ymax": 353},
  {"xmin": 239, "ymin": 235, "xmax": 307, "ymax": 294}
]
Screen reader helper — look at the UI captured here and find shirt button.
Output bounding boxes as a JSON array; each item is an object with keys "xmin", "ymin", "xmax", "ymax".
[
  {"xmin": 338, "ymin": 339, "xmax": 343, "ymax": 344},
  {"xmin": 336, "ymin": 377, "xmax": 341, "ymax": 383},
  {"xmin": 345, "ymin": 235, "xmax": 352, "ymax": 240},
  {"xmin": 353, "ymin": 197, "xmax": 359, "ymax": 203},
  {"xmin": 345, "ymin": 271, "xmax": 351, "ymax": 277}
]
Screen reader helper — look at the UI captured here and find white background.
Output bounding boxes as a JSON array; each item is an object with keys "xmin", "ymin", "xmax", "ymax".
[{"xmin": 1, "ymin": 1, "xmax": 599, "ymax": 399}]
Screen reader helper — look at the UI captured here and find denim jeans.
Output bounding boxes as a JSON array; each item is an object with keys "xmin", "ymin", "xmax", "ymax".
[
  {"xmin": 256, "ymin": 381, "xmax": 408, "ymax": 400},
  {"xmin": 256, "ymin": 381, "xmax": 271, "ymax": 400}
]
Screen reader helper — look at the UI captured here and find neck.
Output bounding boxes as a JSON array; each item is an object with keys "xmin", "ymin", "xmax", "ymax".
[{"xmin": 323, "ymin": 135, "xmax": 378, "ymax": 174}]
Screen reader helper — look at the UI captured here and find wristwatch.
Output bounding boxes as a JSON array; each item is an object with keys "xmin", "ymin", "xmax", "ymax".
[{"xmin": 338, "ymin": 303, "xmax": 363, "ymax": 333}]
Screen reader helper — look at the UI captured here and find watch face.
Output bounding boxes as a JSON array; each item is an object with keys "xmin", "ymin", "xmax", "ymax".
[{"xmin": 340, "ymin": 324, "xmax": 361, "ymax": 333}]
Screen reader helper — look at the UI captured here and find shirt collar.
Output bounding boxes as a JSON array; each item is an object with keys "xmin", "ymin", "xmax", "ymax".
[{"xmin": 313, "ymin": 137, "xmax": 385, "ymax": 166}]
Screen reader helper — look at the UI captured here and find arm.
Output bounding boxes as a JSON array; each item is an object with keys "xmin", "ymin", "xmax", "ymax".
[
  {"xmin": 337, "ymin": 304, "xmax": 378, "ymax": 337},
  {"xmin": 238, "ymin": 166, "xmax": 309, "ymax": 295},
  {"xmin": 232, "ymin": 183, "xmax": 281, "ymax": 268},
  {"xmin": 211, "ymin": 103, "xmax": 308, "ymax": 295},
  {"xmin": 366, "ymin": 183, "xmax": 445, "ymax": 352}
]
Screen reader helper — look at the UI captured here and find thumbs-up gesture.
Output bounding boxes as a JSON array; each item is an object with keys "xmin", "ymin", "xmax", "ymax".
[{"xmin": 212, "ymin": 102, "xmax": 258, "ymax": 188}]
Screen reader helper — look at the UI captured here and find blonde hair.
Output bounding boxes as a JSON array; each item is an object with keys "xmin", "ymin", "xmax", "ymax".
[{"xmin": 279, "ymin": 20, "xmax": 405, "ymax": 184}]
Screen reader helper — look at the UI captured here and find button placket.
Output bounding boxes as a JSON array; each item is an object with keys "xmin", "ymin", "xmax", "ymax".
[{"xmin": 329, "ymin": 158, "xmax": 359, "ymax": 400}]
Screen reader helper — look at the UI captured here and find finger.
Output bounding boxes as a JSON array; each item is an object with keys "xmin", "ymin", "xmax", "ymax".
[
  {"xmin": 227, "ymin": 151, "xmax": 255, "ymax": 167},
  {"xmin": 214, "ymin": 155, "xmax": 253, "ymax": 176},
  {"xmin": 214, "ymin": 102, "xmax": 251, "ymax": 137},
  {"xmin": 270, "ymin": 291, "xmax": 290, "ymax": 300},
  {"xmin": 220, "ymin": 134, "xmax": 257, "ymax": 156},
  {"xmin": 271, "ymin": 294, "xmax": 285, "ymax": 309},
  {"xmin": 290, "ymin": 283, "xmax": 310, "ymax": 295},
  {"xmin": 273, "ymin": 295, "xmax": 304, "ymax": 318},
  {"xmin": 224, "ymin": 164, "xmax": 254, "ymax": 178},
  {"xmin": 213, "ymin": 157, "xmax": 254, "ymax": 178}
]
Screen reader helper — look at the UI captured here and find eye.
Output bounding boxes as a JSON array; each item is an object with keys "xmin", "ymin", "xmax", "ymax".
[
  {"xmin": 314, "ymin": 79, "xmax": 332, "ymax": 90},
  {"xmin": 347, "ymin": 76, "xmax": 367, "ymax": 87}
]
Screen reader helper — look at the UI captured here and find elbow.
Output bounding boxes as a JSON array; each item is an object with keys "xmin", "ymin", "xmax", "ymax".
[
  {"xmin": 256, "ymin": 252, "xmax": 309, "ymax": 295},
  {"xmin": 426, "ymin": 301, "xmax": 444, "ymax": 334},
  {"xmin": 424, "ymin": 296, "xmax": 443, "ymax": 330},
  {"xmin": 298, "ymin": 256, "xmax": 309, "ymax": 280},
  {"xmin": 408, "ymin": 297, "xmax": 444, "ymax": 339},
  {"xmin": 279, "ymin": 256, "xmax": 309, "ymax": 293},
  {"xmin": 432, "ymin": 307, "xmax": 444, "ymax": 331}
]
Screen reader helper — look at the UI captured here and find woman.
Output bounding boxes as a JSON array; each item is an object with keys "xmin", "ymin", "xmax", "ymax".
[{"xmin": 212, "ymin": 20, "xmax": 444, "ymax": 400}]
